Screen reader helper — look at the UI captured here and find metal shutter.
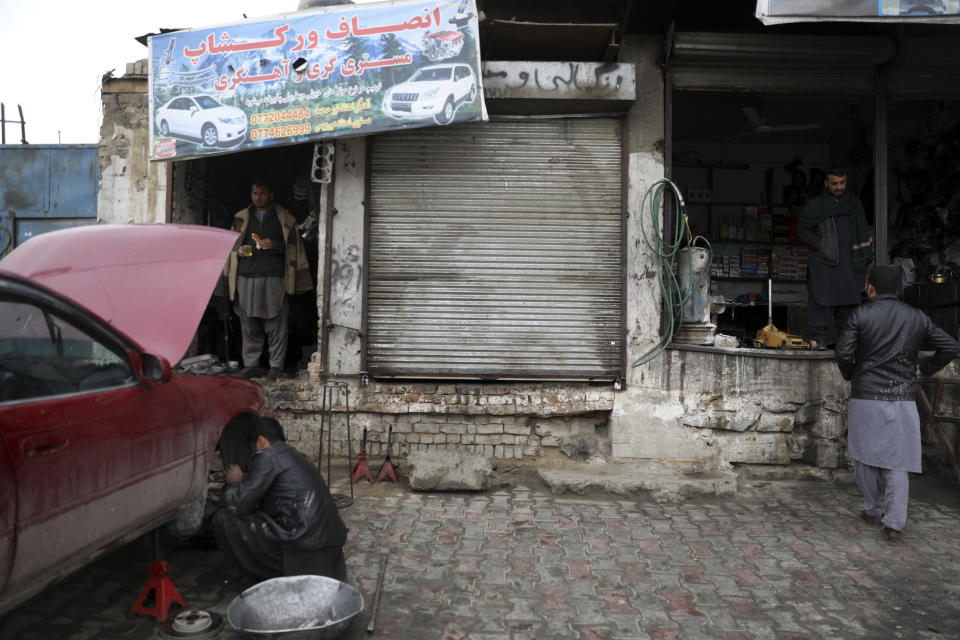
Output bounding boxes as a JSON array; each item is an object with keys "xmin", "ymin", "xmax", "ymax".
[
  {"xmin": 669, "ymin": 32, "xmax": 895, "ymax": 95},
  {"xmin": 367, "ymin": 118, "xmax": 623, "ymax": 379}
]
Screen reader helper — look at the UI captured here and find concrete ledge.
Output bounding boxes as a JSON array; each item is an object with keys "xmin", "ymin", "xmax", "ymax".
[{"xmin": 538, "ymin": 459, "xmax": 738, "ymax": 498}]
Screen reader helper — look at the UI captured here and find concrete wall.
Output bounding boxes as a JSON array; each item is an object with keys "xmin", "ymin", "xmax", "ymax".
[{"xmin": 98, "ymin": 60, "xmax": 169, "ymax": 225}]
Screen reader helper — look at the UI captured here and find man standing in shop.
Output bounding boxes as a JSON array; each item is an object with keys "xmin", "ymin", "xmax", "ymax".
[
  {"xmin": 221, "ymin": 179, "xmax": 312, "ymax": 379},
  {"xmin": 835, "ymin": 266, "xmax": 960, "ymax": 545},
  {"xmin": 798, "ymin": 165, "xmax": 873, "ymax": 349}
]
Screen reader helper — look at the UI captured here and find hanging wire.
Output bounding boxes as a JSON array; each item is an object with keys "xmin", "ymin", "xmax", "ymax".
[{"xmin": 632, "ymin": 178, "xmax": 713, "ymax": 367}]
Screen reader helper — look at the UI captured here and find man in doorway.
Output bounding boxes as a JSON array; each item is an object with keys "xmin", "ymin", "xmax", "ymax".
[
  {"xmin": 212, "ymin": 418, "xmax": 348, "ymax": 580},
  {"xmin": 798, "ymin": 165, "xmax": 873, "ymax": 349},
  {"xmin": 222, "ymin": 179, "xmax": 312, "ymax": 379},
  {"xmin": 835, "ymin": 266, "xmax": 960, "ymax": 545}
]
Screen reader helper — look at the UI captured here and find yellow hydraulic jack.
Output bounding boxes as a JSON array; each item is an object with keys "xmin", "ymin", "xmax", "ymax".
[{"xmin": 752, "ymin": 279, "xmax": 815, "ymax": 350}]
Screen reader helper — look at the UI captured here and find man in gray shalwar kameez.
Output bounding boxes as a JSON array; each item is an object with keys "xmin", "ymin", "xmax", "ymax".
[
  {"xmin": 218, "ymin": 180, "xmax": 312, "ymax": 379},
  {"xmin": 835, "ymin": 266, "xmax": 960, "ymax": 545}
]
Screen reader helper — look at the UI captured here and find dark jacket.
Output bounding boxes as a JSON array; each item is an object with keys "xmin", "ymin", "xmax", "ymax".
[
  {"xmin": 223, "ymin": 442, "xmax": 347, "ymax": 550},
  {"xmin": 798, "ymin": 216, "xmax": 840, "ymax": 266},
  {"xmin": 835, "ymin": 294, "xmax": 960, "ymax": 401},
  {"xmin": 798, "ymin": 190, "xmax": 873, "ymax": 270}
]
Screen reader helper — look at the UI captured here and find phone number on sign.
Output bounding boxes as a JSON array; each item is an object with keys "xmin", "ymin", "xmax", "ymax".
[
  {"xmin": 249, "ymin": 107, "xmax": 312, "ymax": 126},
  {"xmin": 250, "ymin": 123, "xmax": 312, "ymax": 141}
]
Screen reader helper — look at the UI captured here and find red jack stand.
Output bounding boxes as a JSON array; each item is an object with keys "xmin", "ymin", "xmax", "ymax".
[
  {"xmin": 352, "ymin": 428, "xmax": 374, "ymax": 483},
  {"xmin": 377, "ymin": 425, "xmax": 399, "ymax": 483},
  {"xmin": 130, "ymin": 560, "xmax": 185, "ymax": 622}
]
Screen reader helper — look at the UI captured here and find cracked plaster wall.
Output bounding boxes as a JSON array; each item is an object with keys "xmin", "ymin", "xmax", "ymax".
[{"xmin": 98, "ymin": 60, "xmax": 168, "ymax": 225}]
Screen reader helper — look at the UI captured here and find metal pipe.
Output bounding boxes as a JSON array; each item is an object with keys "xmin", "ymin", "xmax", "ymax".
[
  {"xmin": 319, "ymin": 164, "xmax": 336, "ymax": 377},
  {"xmin": 18, "ymin": 105, "xmax": 27, "ymax": 144},
  {"xmin": 366, "ymin": 554, "xmax": 388, "ymax": 633},
  {"xmin": 874, "ymin": 69, "xmax": 889, "ymax": 266}
]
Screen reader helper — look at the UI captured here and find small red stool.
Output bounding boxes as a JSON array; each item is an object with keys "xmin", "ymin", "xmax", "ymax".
[{"xmin": 130, "ymin": 560, "xmax": 185, "ymax": 622}]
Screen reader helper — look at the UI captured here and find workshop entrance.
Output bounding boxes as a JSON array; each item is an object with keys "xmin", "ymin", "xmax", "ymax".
[{"xmin": 171, "ymin": 143, "xmax": 321, "ymax": 375}]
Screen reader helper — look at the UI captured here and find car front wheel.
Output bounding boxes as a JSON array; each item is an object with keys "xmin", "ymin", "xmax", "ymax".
[
  {"xmin": 435, "ymin": 97, "xmax": 455, "ymax": 125},
  {"xmin": 201, "ymin": 123, "xmax": 219, "ymax": 146},
  {"xmin": 159, "ymin": 120, "xmax": 170, "ymax": 136}
]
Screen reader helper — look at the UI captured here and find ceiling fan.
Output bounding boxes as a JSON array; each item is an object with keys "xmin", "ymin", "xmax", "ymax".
[{"xmin": 725, "ymin": 105, "xmax": 823, "ymax": 141}]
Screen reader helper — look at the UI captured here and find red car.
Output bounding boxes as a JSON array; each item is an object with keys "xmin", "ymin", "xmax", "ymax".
[{"xmin": 0, "ymin": 224, "xmax": 271, "ymax": 614}]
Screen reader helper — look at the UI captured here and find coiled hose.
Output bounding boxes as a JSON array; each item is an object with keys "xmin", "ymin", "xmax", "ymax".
[{"xmin": 632, "ymin": 179, "xmax": 712, "ymax": 367}]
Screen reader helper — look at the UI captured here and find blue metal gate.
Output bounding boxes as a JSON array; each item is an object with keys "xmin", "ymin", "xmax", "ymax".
[{"xmin": 0, "ymin": 144, "xmax": 99, "ymax": 256}]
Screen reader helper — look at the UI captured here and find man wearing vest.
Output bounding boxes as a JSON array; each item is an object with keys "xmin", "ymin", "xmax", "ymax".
[{"xmin": 223, "ymin": 179, "xmax": 312, "ymax": 379}]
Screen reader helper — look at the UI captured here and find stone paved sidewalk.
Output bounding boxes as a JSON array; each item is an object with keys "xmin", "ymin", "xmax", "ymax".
[{"xmin": 2, "ymin": 468, "xmax": 960, "ymax": 639}]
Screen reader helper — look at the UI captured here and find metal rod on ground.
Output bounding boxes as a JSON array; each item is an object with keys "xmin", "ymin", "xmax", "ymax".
[
  {"xmin": 345, "ymin": 384, "xmax": 354, "ymax": 503},
  {"xmin": 317, "ymin": 384, "xmax": 326, "ymax": 468},
  {"xmin": 366, "ymin": 554, "xmax": 388, "ymax": 633}
]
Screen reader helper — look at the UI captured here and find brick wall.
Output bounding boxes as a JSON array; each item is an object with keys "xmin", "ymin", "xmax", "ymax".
[{"xmin": 264, "ymin": 379, "xmax": 615, "ymax": 464}]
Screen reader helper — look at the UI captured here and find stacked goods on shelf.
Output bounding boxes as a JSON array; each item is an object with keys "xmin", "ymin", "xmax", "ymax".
[
  {"xmin": 771, "ymin": 246, "xmax": 809, "ymax": 281},
  {"xmin": 740, "ymin": 247, "xmax": 758, "ymax": 277},
  {"xmin": 772, "ymin": 206, "xmax": 802, "ymax": 243},
  {"xmin": 712, "ymin": 206, "xmax": 773, "ymax": 242},
  {"xmin": 710, "ymin": 247, "xmax": 770, "ymax": 279}
]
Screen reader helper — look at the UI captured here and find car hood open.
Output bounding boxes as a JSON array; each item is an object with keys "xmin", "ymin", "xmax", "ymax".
[{"xmin": 0, "ymin": 224, "xmax": 238, "ymax": 365}]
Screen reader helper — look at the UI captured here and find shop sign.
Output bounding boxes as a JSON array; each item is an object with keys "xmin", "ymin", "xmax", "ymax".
[
  {"xmin": 757, "ymin": 0, "xmax": 960, "ymax": 24},
  {"xmin": 148, "ymin": 0, "xmax": 486, "ymax": 161}
]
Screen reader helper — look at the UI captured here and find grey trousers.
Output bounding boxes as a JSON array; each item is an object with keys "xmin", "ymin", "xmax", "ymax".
[
  {"xmin": 237, "ymin": 297, "xmax": 289, "ymax": 369},
  {"xmin": 853, "ymin": 459, "xmax": 909, "ymax": 532}
]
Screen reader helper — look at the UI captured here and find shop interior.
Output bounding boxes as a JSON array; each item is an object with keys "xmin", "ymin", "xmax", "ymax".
[
  {"xmin": 672, "ymin": 90, "xmax": 960, "ymax": 347},
  {"xmin": 185, "ymin": 143, "xmax": 321, "ymax": 374}
]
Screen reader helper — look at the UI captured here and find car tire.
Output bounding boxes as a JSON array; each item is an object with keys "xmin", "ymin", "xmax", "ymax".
[
  {"xmin": 201, "ymin": 123, "xmax": 219, "ymax": 146},
  {"xmin": 434, "ymin": 97, "xmax": 456, "ymax": 125},
  {"xmin": 159, "ymin": 120, "xmax": 170, "ymax": 137},
  {"xmin": 164, "ymin": 489, "xmax": 206, "ymax": 539}
]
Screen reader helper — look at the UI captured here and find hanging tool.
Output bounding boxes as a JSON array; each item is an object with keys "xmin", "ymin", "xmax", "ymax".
[
  {"xmin": 753, "ymin": 278, "xmax": 813, "ymax": 349},
  {"xmin": 352, "ymin": 428, "xmax": 374, "ymax": 483},
  {"xmin": 366, "ymin": 554, "xmax": 388, "ymax": 633},
  {"xmin": 377, "ymin": 425, "xmax": 398, "ymax": 483}
]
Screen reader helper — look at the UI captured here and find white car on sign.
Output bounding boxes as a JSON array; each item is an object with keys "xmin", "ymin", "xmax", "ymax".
[
  {"xmin": 156, "ymin": 95, "xmax": 247, "ymax": 147},
  {"xmin": 382, "ymin": 63, "xmax": 477, "ymax": 125}
]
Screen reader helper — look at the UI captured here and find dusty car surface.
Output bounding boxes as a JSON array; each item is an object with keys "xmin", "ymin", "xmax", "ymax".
[{"xmin": 0, "ymin": 224, "xmax": 271, "ymax": 615}]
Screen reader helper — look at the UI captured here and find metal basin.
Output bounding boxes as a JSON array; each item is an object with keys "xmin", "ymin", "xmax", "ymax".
[{"xmin": 227, "ymin": 575, "xmax": 364, "ymax": 640}]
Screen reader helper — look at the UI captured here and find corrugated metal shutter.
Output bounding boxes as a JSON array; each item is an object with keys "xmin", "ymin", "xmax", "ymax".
[
  {"xmin": 670, "ymin": 32, "xmax": 895, "ymax": 94},
  {"xmin": 367, "ymin": 118, "xmax": 623, "ymax": 380}
]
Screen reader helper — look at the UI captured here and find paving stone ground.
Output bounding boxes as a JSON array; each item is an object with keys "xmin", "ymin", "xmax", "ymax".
[{"xmin": 2, "ymin": 466, "xmax": 960, "ymax": 640}]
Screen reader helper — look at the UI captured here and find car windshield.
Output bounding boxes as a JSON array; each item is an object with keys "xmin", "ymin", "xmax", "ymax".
[
  {"xmin": 411, "ymin": 68, "xmax": 452, "ymax": 82},
  {"xmin": 195, "ymin": 96, "xmax": 222, "ymax": 109}
]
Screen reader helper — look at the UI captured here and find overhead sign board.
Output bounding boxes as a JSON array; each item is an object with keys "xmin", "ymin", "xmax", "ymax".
[
  {"xmin": 757, "ymin": 0, "xmax": 960, "ymax": 24},
  {"xmin": 148, "ymin": 0, "xmax": 486, "ymax": 161}
]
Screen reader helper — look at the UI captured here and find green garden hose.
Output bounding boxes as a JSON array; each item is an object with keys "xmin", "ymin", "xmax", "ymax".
[{"xmin": 632, "ymin": 178, "xmax": 712, "ymax": 367}]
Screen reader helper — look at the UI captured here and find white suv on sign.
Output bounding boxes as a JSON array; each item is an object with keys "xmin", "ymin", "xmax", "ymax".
[
  {"xmin": 156, "ymin": 95, "xmax": 247, "ymax": 147},
  {"xmin": 382, "ymin": 64, "xmax": 477, "ymax": 125}
]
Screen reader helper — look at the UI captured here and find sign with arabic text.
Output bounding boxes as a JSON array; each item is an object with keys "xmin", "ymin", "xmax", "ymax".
[
  {"xmin": 757, "ymin": 0, "xmax": 960, "ymax": 24},
  {"xmin": 148, "ymin": 0, "xmax": 486, "ymax": 161}
]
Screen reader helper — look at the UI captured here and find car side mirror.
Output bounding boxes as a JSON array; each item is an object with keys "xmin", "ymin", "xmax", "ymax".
[
  {"xmin": 141, "ymin": 353, "xmax": 173, "ymax": 383},
  {"xmin": 190, "ymin": 106, "xmax": 199, "ymax": 115}
]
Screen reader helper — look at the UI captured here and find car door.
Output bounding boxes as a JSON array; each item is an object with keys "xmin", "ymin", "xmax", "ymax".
[
  {"xmin": 0, "ymin": 293, "xmax": 196, "ymax": 599},
  {"xmin": 0, "ymin": 435, "xmax": 14, "ymax": 596},
  {"xmin": 168, "ymin": 98, "xmax": 190, "ymax": 135}
]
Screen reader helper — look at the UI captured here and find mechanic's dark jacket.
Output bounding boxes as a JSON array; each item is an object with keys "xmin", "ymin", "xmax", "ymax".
[
  {"xmin": 835, "ymin": 294, "xmax": 960, "ymax": 401},
  {"xmin": 223, "ymin": 442, "xmax": 347, "ymax": 550},
  {"xmin": 797, "ymin": 189, "xmax": 873, "ymax": 270}
]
